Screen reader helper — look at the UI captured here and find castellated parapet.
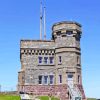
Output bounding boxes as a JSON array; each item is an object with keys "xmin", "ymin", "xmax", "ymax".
[{"xmin": 18, "ymin": 21, "xmax": 86, "ymax": 100}]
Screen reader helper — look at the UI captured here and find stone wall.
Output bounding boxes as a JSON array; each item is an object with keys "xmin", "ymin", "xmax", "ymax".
[
  {"xmin": 55, "ymin": 36, "xmax": 76, "ymax": 47},
  {"xmin": 19, "ymin": 85, "xmax": 68, "ymax": 100},
  {"xmin": 20, "ymin": 40, "xmax": 55, "ymax": 49},
  {"xmin": 20, "ymin": 51, "xmax": 56, "ymax": 85},
  {"xmin": 18, "ymin": 84, "xmax": 86, "ymax": 100},
  {"xmin": 76, "ymin": 84, "xmax": 86, "ymax": 99}
]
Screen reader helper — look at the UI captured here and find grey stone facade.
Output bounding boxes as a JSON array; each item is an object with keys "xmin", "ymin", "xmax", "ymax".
[{"xmin": 18, "ymin": 21, "xmax": 86, "ymax": 100}]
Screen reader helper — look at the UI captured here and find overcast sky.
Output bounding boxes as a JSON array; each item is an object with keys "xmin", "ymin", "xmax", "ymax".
[{"xmin": 0, "ymin": 0, "xmax": 100, "ymax": 98}]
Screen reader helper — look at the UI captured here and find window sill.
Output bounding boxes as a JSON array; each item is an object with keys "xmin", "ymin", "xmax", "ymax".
[
  {"xmin": 38, "ymin": 84, "xmax": 54, "ymax": 85},
  {"xmin": 38, "ymin": 84, "xmax": 43, "ymax": 85},
  {"xmin": 38, "ymin": 64, "xmax": 55, "ymax": 66},
  {"xmin": 58, "ymin": 83, "xmax": 62, "ymax": 84},
  {"xmin": 58, "ymin": 63, "xmax": 62, "ymax": 65}
]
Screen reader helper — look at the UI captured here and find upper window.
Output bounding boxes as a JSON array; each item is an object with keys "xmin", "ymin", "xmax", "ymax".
[
  {"xmin": 59, "ymin": 56, "xmax": 62, "ymax": 64},
  {"xmin": 56, "ymin": 31, "xmax": 61, "ymax": 36},
  {"xmin": 78, "ymin": 75, "xmax": 80, "ymax": 84},
  {"xmin": 68, "ymin": 74, "xmax": 73, "ymax": 78},
  {"xmin": 66, "ymin": 31, "xmax": 73, "ymax": 35},
  {"xmin": 50, "ymin": 57, "xmax": 54, "ymax": 64},
  {"xmin": 77, "ymin": 56, "xmax": 80, "ymax": 65},
  {"xmin": 44, "ymin": 57, "xmax": 48, "ymax": 64},
  {"xmin": 38, "ymin": 57, "xmax": 42, "ymax": 64},
  {"xmin": 22, "ymin": 76, "xmax": 24, "ymax": 82}
]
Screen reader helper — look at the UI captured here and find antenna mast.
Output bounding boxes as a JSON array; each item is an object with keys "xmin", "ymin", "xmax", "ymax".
[
  {"xmin": 40, "ymin": 0, "xmax": 43, "ymax": 40},
  {"xmin": 44, "ymin": 5, "xmax": 46, "ymax": 40}
]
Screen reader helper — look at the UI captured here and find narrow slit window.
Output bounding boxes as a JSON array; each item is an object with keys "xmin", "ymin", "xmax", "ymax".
[
  {"xmin": 59, "ymin": 56, "xmax": 62, "ymax": 64},
  {"xmin": 77, "ymin": 56, "xmax": 80, "ymax": 64},
  {"xmin": 38, "ymin": 75, "xmax": 42, "ymax": 84},
  {"xmin": 59, "ymin": 75, "xmax": 62, "ymax": 83},
  {"xmin": 78, "ymin": 75, "xmax": 80, "ymax": 84}
]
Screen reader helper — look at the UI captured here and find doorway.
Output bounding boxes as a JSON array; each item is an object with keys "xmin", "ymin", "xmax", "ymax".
[{"xmin": 67, "ymin": 73, "xmax": 74, "ymax": 88}]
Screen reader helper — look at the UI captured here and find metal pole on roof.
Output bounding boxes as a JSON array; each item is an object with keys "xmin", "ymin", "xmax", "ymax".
[
  {"xmin": 43, "ymin": 0, "xmax": 46, "ymax": 40},
  {"xmin": 40, "ymin": 0, "xmax": 43, "ymax": 40}
]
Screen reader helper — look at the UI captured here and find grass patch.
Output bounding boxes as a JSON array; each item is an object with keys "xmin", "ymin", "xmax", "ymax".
[
  {"xmin": 87, "ymin": 98, "xmax": 97, "ymax": 100},
  {"xmin": 0, "ymin": 94, "xmax": 20, "ymax": 100},
  {"xmin": 39, "ymin": 96, "xmax": 59, "ymax": 100},
  {"xmin": 0, "ymin": 95, "xmax": 59, "ymax": 100}
]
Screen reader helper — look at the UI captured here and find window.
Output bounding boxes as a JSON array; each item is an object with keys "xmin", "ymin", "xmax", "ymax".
[
  {"xmin": 78, "ymin": 75, "xmax": 80, "ymax": 84},
  {"xmin": 44, "ymin": 57, "xmax": 48, "ymax": 64},
  {"xmin": 49, "ymin": 75, "xmax": 54, "ymax": 84},
  {"xmin": 38, "ymin": 57, "xmax": 42, "ymax": 64},
  {"xmin": 38, "ymin": 75, "xmax": 42, "ymax": 84},
  {"xmin": 66, "ymin": 31, "xmax": 73, "ymax": 35},
  {"xmin": 59, "ymin": 56, "xmax": 62, "ymax": 64},
  {"xmin": 44, "ymin": 76, "xmax": 48, "ymax": 84},
  {"xmin": 59, "ymin": 75, "xmax": 62, "ymax": 83},
  {"xmin": 77, "ymin": 56, "xmax": 80, "ymax": 65},
  {"xmin": 50, "ymin": 57, "xmax": 54, "ymax": 64},
  {"xmin": 22, "ymin": 76, "xmax": 24, "ymax": 82},
  {"xmin": 56, "ymin": 31, "xmax": 61, "ymax": 36},
  {"xmin": 68, "ymin": 74, "xmax": 73, "ymax": 78}
]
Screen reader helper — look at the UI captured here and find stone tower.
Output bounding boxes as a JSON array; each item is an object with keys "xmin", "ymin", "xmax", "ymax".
[
  {"xmin": 52, "ymin": 21, "xmax": 82, "ymax": 85},
  {"xmin": 18, "ymin": 21, "xmax": 86, "ymax": 100}
]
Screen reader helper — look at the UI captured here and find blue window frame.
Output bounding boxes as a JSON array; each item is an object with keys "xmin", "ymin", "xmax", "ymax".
[
  {"xmin": 49, "ymin": 75, "xmax": 54, "ymax": 84},
  {"xmin": 50, "ymin": 57, "xmax": 54, "ymax": 64},
  {"xmin": 66, "ymin": 31, "xmax": 73, "ymax": 35},
  {"xmin": 38, "ymin": 57, "xmax": 42, "ymax": 64},
  {"xmin": 68, "ymin": 74, "xmax": 73, "ymax": 78},
  {"xmin": 44, "ymin": 57, "xmax": 48, "ymax": 64},
  {"xmin": 44, "ymin": 76, "xmax": 48, "ymax": 84}
]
